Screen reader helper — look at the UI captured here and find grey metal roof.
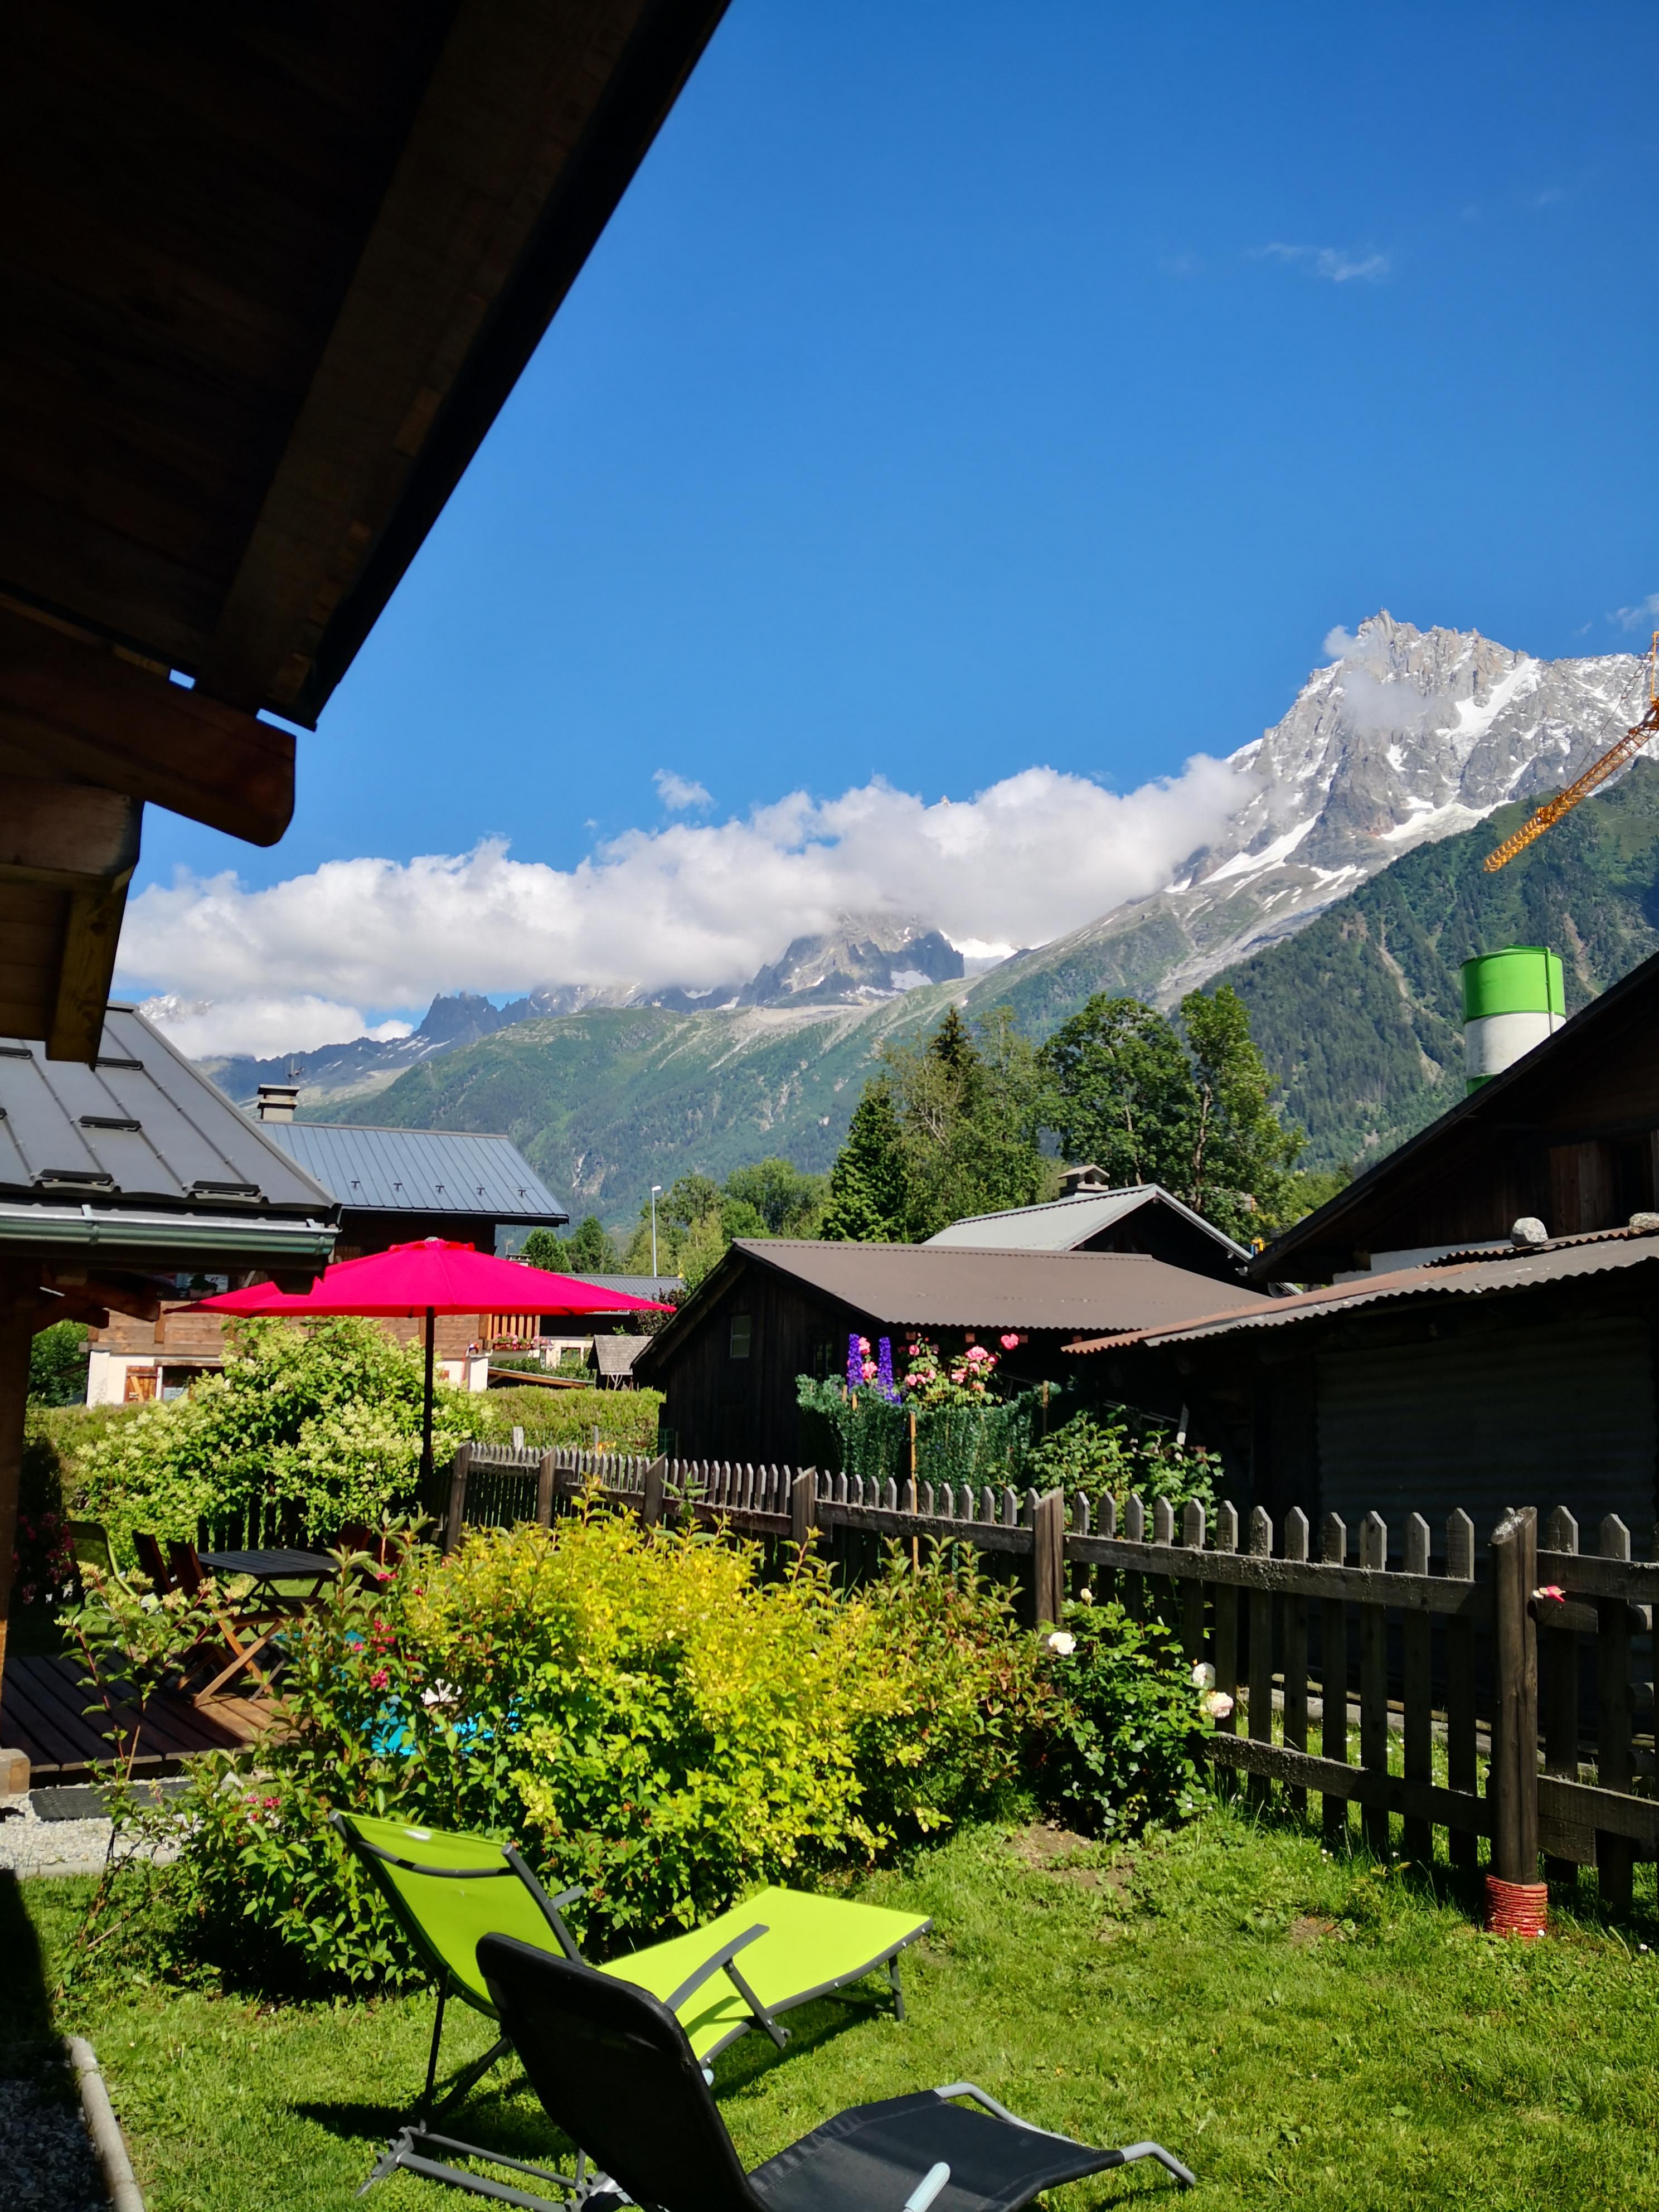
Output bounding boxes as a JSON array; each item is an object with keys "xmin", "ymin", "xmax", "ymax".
[
  {"xmin": 559, "ymin": 1274, "xmax": 681, "ymax": 1304},
  {"xmin": 925, "ymin": 1183, "xmax": 1251, "ymax": 1260},
  {"xmin": 719, "ymin": 1240, "xmax": 1270, "ymax": 1332},
  {"xmin": 1068, "ymin": 1225, "xmax": 1659, "ymax": 1354},
  {"xmin": 0, "ymin": 1006, "xmax": 335, "ymax": 1215},
  {"xmin": 263, "ymin": 1122, "xmax": 567, "ymax": 1225}
]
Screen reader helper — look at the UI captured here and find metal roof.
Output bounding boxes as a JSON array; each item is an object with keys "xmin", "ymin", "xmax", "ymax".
[
  {"xmin": 0, "ymin": 1006, "xmax": 334, "ymax": 1215},
  {"xmin": 557, "ymin": 1274, "xmax": 681, "ymax": 1304},
  {"xmin": 1068, "ymin": 1225, "xmax": 1659, "ymax": 1354},
  {"xmin": 719, "ymin": 1240, "xmax": 1271, "ymax": 1332},
  {"xmin": 262, "ymin": 1123, "xmax": 567, "ymax": 1225},
  {"xmin": 924, "ymin": 1183, "xmax": 1251, "ymax": 1259}
]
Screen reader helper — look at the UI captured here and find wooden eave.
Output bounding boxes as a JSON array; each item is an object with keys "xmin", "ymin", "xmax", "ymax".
[{"xmin": 0, "ymin": 0, "xmax": 729, "ymax": 1055}]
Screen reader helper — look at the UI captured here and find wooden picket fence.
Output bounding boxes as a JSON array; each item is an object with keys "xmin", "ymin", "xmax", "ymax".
[{"xmin": 441, "ymin": 1444, "xmax": 1658, "ymax": 1912}]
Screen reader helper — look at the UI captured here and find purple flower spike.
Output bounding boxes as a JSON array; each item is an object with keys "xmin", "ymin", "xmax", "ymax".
[
  {"xmin": 876, "ymin": 1335, "xmax": 898, "ymax": 1402},
  {"xmin": 847, "ymin": 1332, "xmax": 864, "ymax": 1394}
]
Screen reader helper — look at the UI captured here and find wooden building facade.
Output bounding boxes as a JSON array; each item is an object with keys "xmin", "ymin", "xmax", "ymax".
[
  {"xmin": 636, "ymin": 1239, "xmax": 1269, "ymax": 1462},
  {"xmin": 1072, "ymin": 1230, "xmax": 1659, "ymax": 1551}
]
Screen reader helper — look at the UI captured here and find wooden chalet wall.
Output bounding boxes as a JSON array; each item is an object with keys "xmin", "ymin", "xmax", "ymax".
[
  {"xmin": 1073, "ymin": 1207, "xmax": 1246, "ymax": 1284},
  {"xmin": 652, "ymin": 1259, "xmax": 847, "ymax": 1462},
  {"xmin": 1102, "ymin": 1268, "xmax": 1659, "ymax": 1547}
]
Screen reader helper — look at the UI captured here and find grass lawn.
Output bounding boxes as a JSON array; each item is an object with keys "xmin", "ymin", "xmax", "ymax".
[{"xmin": 7, "ymin": 1803, "xmax": 1659, "ymax": 2211}]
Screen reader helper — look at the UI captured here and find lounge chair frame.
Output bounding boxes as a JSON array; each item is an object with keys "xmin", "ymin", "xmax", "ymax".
[{"xmin": 335, "ymin": 1815, "xmax": 928, "ymax": 2203}]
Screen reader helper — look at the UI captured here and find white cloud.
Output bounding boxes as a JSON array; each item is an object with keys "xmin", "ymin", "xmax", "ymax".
[
  {"xmin": 1255, "ymin": 243, "xmax": 1391, "ymax": 283},
  {"xmin": 135, "ymin": 994, "xmax": 413, "ymax": 1060},
  {"xmin": 116, "ymin": 757, "xmax": 1245, "ymax": 1052},
  {"xmin": 653, "ymin": 768, "xmax": 712, "ymax": 811},
  {"xmin": 1612, "ymin": 593, "xmax": 1659, "ymax": 633},
  {"xmin": 1323, "ymin": 624, "xmax": 1360, "ymax": 660}
]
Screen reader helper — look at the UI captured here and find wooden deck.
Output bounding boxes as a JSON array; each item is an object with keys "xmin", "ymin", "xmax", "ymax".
[{"xmin": 0, "ymin": 1654, "xmax": 272, "ymax": 1784}]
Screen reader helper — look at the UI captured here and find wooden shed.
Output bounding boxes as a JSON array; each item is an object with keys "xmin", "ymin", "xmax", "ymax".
[
  {"xmin": 634, "ymin": 1239, "xmax": 1270, "ymax": 1462},
  {"xmin": 1070, "ymin": 1228, "xmax": 1659, "ymax": 1549}
]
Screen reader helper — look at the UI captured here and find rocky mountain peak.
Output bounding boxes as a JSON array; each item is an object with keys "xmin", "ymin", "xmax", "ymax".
[{"xmin": 973, "ymin": 615, "xmax": 1650, "ymax": 1019}]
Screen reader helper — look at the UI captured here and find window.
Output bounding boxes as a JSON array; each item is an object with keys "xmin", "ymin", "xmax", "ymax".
[{"xmin": 729, "ymin": 1312, "xmax": 753, "ymax": 1360}]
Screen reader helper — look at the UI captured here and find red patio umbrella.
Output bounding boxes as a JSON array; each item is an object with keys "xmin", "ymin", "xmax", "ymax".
[{"xmin": 187, "ymin": 1239, "xmax": 670, "ymax": 1484}]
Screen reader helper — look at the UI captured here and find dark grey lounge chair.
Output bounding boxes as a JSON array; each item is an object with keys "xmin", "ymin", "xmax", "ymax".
[{"xmin": 467, "ymin": 1930, "xmax": 1195, "ymax": 2212}]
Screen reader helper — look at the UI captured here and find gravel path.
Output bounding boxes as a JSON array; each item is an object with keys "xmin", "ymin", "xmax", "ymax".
[
  {"xmin": 0, "ymin": 1798, "xmax": 113, "ymax": 1881},
  {"xmin": 0, "ymin": 2071, "xmax": 106, "ymax": 2212},
  {"xmin": 0, "ymin": 1793, "xmax": 180, "ymax": 1880}
]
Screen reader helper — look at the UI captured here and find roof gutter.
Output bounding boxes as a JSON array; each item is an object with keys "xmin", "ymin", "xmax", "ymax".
[{"xmin": 0, "ymin": 1201, "xmax": 337, "ymax": 1263}]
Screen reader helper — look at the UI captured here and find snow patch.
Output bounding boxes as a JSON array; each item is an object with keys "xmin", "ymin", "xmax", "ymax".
[{"xmin": 1202, "ymin": 816, "xmax": 1320, "ymax": 884}]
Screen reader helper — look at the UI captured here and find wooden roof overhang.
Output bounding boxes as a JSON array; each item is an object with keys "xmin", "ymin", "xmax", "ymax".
[{"xmin": 0, "ymin": 0, "xmax": 729, "ymax": 1058}]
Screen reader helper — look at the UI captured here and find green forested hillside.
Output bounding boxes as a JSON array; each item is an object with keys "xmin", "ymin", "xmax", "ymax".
[
  {"xmin": 1218, "ymin": 759, "xmax": 1659, "ymax": 1167},
  {"xmin": 322, "ymin": 994, "xmax": 957, "ymax": 1226},
  {"xmin": 322, "ymin": 762, "xmax": 1659, "ymax": 1216}
]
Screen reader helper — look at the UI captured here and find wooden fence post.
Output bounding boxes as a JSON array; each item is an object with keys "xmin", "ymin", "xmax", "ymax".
[
  {"xmin": 1595, "ymin": 1514, "xmax": 1634, "ymax": 1912},
  {"xmin": 790, "ymin": 1468, "xmax": 817, "ymax": 1551},
  {"xmin": 641, "ymin": 1454, "xmax": 667, "ymax": 1530},
  {"xmin": 1540, "ymin": 1506, "xmax": 1579, "ymax": 1884},
  {"xmin": 1320, "ymin": 1512, "xmax": 1348, "ymax": 1841},
  {"xmin": 1246, "ymin": 1506, "xmax": 1274, "ymax": 1806},
  {"xmin": 1401, "ymin": 1512, "xmax": 1433, "ymax": 1863},
  {"xmin": 444, "ymin": 1442, "xmax": 472, "ymax": 1556},
  {"xmin": 1490, "ymin": 1505, "xmax": 1540, "ymax": 1891},
  {"xmin": 535, "ymin": 1450, "xmax": 557, "ymax": 1529},
  {"xmin": 1444, "ymin": 1509, "xmax": 1478, "ymax": 1869},
  {"xmin": 1033, "ymin": 1490, "xmax": 1064, "ymax": 1628}
]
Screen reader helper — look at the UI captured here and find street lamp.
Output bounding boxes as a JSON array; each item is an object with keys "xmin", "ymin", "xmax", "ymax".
[{"xmin": 650, "ymin": 1185, "xmax": 662, "ymax": 1278}]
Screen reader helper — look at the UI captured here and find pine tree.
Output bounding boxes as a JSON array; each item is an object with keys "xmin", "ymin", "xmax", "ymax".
[{"xmin": 821, "ymin": 1085, "xmax": 909, "ymax": 1241}]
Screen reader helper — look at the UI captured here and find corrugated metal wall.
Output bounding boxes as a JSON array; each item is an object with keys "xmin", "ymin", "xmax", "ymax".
[{"xmin": 1316, "ymin": 1314, "xmax": 1657, "ymax": 1554}]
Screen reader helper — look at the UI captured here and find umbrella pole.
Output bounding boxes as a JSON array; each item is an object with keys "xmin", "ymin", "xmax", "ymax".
[{"xmin": 421, "ymin": 1306, "xmax": 435, "ymax": 1493}]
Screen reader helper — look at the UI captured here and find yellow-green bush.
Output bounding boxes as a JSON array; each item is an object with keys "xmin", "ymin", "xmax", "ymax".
[{"xmin": 173, "ymin": 1511, "xmax": 1055, "ymax": 1987}]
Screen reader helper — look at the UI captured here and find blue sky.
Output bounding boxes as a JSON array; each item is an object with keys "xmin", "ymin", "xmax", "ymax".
[{"xmin": 120, "ymin": 2, "xmax": 1659, "ymax": 1050}]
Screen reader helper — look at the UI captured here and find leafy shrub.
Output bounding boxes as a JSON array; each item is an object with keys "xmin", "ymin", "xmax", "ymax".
[
  {"xmin": 847, "ymin": 1549, "xmax": 1050, "ymax": 1839},
  {"xmin": 470, "ymin": 1385, "xmax": 662, "ymax": 1455},
  {"xmin": 169, "ymin": 1517, "xmax": 1076, "ymax": 1990},
  {"xmin": 79, "ymin": 1318, "xmax": 469, "ymax": 1558},
  {"xmin": 1031, "ymin": 1598, "xmax": 1214, "ymax": 1839},
  {"xmin": 28, "ymin": 1318, "xmax": 89, "ymax": 1406},
  {"xmin": 1024, "ymin": 1410, "xmax": 1220, "ymax": 1520},
  {"xmin": 798, "ymin": 1376, "xmax": 1217, "ymax": 1522}
]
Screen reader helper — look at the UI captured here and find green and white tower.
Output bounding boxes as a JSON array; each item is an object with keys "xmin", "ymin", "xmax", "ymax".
[{"xmin": 1461, "ymin": 944, "xmax": 1565, "ymax": 1092}]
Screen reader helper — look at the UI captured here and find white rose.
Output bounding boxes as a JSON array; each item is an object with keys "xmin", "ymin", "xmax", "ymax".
[
  {"xmin": 1044, "ymin": 1631, "xmax": 1078, "ymax": 1657},
  {"xmin": 1191, "ymin": 1661, "xmax": 1216, "ymax": 1690},
  {"xmin": 1202, "ymin": 1689, "xmax": 1234, "ymax": 1720}
]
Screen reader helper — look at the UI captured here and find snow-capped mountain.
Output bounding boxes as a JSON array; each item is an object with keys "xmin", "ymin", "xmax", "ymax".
[
  {"xmin": 188, "ymin": 613, "xmax": 1652, "ymax": 1108},
  {"xmin": 977, "ymin": 612, "xmax": 1649, "ymax": 1011}
]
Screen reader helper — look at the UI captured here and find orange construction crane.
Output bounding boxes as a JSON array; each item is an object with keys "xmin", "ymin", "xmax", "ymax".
[{"xmin": 1485, "ymin": 632, "xmax": 1659, "ymax": 871}]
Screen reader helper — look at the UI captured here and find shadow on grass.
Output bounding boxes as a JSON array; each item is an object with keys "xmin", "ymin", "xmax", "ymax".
[
  {"xmin": 0, "ymin": 1872, "xmax": 57, "ymax": 2066},
  {"xmin": 292, "ymin": 1985, "xmax": 886, "ymax": 2170}
]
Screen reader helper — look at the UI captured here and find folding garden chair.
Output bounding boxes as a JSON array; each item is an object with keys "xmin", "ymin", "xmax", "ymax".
[
  {"xmin": 66, "ymin": 1519, "xmax": 130, "ymax": 1589},
  {"xmin": 467, "ymin": 1932, "xmax": 1195, "ymax": 2212},
  {"xmin": 165, "ymin": 1538, "xmax": 284, "ymax": 1703},
  {"xmin": 333, "ymin": 1812, "xmax": 932, "ymax": 2201},
  {"xmin": 133, "ymin": 1531, "xmax": 175, "ymax": 1596}
]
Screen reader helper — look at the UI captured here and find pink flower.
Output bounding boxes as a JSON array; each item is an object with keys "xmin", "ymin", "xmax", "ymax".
[
  {"xmin": 1532, "ymin": 1584, "xmax": 1565, "ymax": 1604},
  {"xmin": 857, "ymin": 1337, "xmax": 871, "ymax": 1354},
  {"xmin": 1000, "ymin": 1332, "xmax": 1020, "ymax": 1349},
  {"xmin": 368, "ymin": 1667, "xmax": 390, "ymax": 1691}
]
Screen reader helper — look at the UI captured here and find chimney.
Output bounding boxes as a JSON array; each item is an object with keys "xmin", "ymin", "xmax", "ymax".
[
  {"xmin": 1462, "ymin": 946, "xmax": 1564, "ymax": 1092},
  {"xmin": 1059, "ymin": 1163, "xmax": 1110, "ymax": 1197},
  {"xmin": 255, "ymin": 1082, "xmax": 299, "ymax": 1123}
]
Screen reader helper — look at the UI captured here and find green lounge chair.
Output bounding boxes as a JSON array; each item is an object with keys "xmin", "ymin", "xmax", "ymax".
[{"xmin": 334, "ymin": 1811, "xmax": 932, "ymax": 2201}]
